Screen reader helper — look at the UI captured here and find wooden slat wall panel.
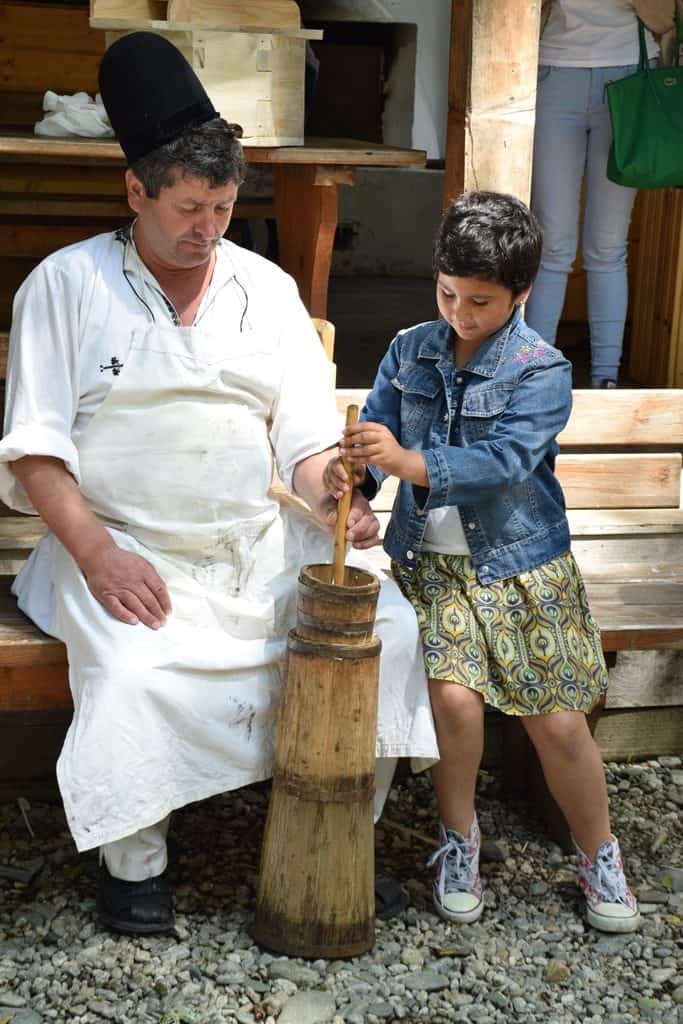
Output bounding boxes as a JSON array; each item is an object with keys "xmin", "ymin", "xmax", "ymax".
[
  {"xmin": 0, "ymin": 4, "xmax": 105, "ymax": 96},
  {"xmin": 0, "ymin": 164, "xmax": 129, "ymax": 197},
  {"xmin": 629, "ymin": 188, "xmax": 683, "ymax": 386}
]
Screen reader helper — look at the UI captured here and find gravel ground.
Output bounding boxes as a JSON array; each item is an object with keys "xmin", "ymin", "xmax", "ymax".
[{"xmin": 1, "ymin": 757, "xmax": 682, "ymax": 1024}]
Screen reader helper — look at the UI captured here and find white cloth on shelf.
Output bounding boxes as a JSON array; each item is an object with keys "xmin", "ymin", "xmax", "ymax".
[{"xmin": 34, "ymin": 91, "xmax": 114, "ymax": 139}]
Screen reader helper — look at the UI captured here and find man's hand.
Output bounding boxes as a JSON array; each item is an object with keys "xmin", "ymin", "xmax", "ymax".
[
  {"xmin": 81, "ymin": 545, "xmax": 172, "ymax": 629},
  {"xmin": 9, "ymin": 456, "xmax": 172, "ymax": 630},
  {"xmin": 322, "ymin": 489, "xmax": 380, "ymax": 549}
]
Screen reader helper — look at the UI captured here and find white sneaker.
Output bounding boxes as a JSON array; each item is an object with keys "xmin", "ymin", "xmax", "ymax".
[
  {"xmin": 428, "ymin": 816, "xmax": 484, "ymax": 924},
  {"xmin": 575, "ymin": 835, "xmax": 640, "ymax": 933}
]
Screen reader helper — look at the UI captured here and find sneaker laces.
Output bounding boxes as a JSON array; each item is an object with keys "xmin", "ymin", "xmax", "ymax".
[
  {"xmin": 592, "ymin": 841, "xmax": 629, "ymax": 905},
  {"xmin": 427, "ymin": 828, "xmax": 478, "ymax": 903}
]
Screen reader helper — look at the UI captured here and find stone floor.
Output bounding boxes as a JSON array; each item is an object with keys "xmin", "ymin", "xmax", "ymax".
[{"xmin": 1, "ymin": 759, "xmax": 682, "ymax": 1024}]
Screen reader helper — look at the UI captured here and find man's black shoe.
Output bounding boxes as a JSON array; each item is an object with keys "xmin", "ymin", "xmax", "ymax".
[
  {"xmin": 97, "ymin": 863, "xmax": 175, "ymax": 935},
  {"xmin": 375, "ymin": 875, "xmax": 410, "ymax": 919}
]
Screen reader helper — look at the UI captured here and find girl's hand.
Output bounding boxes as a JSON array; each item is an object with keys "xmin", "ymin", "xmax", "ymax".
[
  {"xmin": 341, "ymin": 420, "xmax": 405, "ymax": 476},
  {"xmin": 323, "ymin": 453, "xmax": 367, "ymax": 500}
]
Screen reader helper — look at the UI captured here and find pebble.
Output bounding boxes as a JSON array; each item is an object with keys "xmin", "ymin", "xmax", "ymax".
[
  {"xmin": 87, "ymin": 1000, "xmax": 117, "ymax": 1019},
  {"xmin": 593, "ymin": 934, "xmax": 631, "ymax": 955},
  {"xmin": 400, "ymin": 947, "xmax": 423, "ymax": 967},
  {"xmin": 545, "ymin": 959, "xmax": 571, "ymax": 983},
  {"xmin": 278, "ymin": 992, "xmax": 336, "ymax": 1024},
  {"xmin": 268, "ymin": 960, "xmax": 320, "ymax": 986},
  {"xmin": 0, "ymin": 994, "xmax": 27, "ymax": 1008},
  {"xmin": 402, "ymin": 971, "xmax": 450, "ymax": 992},
  {"xmin": 659, "ymin": 867, "xmax": 683, "ymax": 893}
]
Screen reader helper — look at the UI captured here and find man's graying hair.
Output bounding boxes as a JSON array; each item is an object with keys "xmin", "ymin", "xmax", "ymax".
[{"xmin": 131, "ymin": 118, "xmax": 247, "ymax": 198}]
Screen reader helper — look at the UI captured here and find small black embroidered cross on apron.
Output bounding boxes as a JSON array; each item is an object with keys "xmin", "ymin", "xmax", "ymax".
[{"xmin": 100, "ymin": 357, "xmax": 123, "ymax": 376}]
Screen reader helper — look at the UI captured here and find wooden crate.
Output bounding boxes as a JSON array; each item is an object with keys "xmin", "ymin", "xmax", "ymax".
[{"xmin": 91, "ymin": 0, "xmax": 322, "ymax": 146}]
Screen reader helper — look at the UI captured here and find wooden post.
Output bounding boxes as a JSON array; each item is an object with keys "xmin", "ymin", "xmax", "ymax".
[
  {"xmin": 443, "ymin": 0, "xmax": 542, "ymax": 208},
  {"xmin": 629, "ymin": 189, "xmax": 683, "ymax": 386}
]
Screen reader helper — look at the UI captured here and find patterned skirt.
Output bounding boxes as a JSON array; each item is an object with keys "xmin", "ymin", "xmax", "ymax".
[{"xmin": 393, "ymin": 551, "xmax": 608, "ymax": 717}]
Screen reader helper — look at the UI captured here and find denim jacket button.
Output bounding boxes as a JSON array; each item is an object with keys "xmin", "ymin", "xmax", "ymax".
[
  {"xmin": 456, "ymin": 376, "xmax": 463, "ymax": 384},
  {"xmin": 481, "ymin": 564, "xmax": 489, "ymax": 573},
  {"xmin": 407, "ymin": 550, "xmax": 414, "ymax": 560},
  {"xmin": 468, "ymin": 522, "xmax": 476, "ymax": 530}
]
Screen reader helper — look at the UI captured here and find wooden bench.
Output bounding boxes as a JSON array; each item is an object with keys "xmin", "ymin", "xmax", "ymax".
[{"xmin": 1, "ymin": 345, "xmax": 682, "ymax": 814}]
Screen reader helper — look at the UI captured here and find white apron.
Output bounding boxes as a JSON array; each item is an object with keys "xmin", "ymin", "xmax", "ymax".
[{"xmin": 48, "ymin": 319, "xmax": 437, "ymax": 852}]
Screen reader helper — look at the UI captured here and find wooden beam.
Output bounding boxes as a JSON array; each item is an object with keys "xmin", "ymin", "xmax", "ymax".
[{"xmin": 443, "ymin": 0, "xmax": 542, "ymax": 207}]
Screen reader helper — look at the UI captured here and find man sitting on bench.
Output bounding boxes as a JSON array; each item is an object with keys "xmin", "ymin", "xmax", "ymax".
[{"xmin": 0, "ymin": 32, "xmax": 438, "ymax": 935}]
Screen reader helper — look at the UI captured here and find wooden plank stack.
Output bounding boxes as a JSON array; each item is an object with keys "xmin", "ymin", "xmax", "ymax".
[{"xmin": 89, "ymin": 0, "xmax": 322, "ymax": 146}]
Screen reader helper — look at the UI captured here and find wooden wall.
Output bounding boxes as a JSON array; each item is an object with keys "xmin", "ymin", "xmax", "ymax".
[{"xmin": 0, "ymin": 2, "xmax": 105, "ymax": 129}]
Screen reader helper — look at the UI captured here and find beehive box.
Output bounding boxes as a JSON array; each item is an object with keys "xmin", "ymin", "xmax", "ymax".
[{"xmin": 90, "ymin": 0, "xmax": 322, "ymax": 146}]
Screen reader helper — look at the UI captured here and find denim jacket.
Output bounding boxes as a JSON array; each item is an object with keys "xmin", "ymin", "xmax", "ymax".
[{"xmin": 361, "ymin": 308, "xmax": 574, "ymax": 584}]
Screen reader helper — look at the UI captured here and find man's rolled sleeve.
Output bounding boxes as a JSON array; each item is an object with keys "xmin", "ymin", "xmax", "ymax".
[
  {"xmin": 0, "ymin": 259, "xmax": 81, "ymax": 513},
  {"xmin": 269, "ymin": 277, "xmax": 342, "ymax": 492}
]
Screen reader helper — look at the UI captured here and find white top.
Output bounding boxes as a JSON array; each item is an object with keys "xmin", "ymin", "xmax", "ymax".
[
  {"xmin": 0, "ymin": 229, "xmax": 340, "ymax": 515},
  {"xmin": 539, "ymin": 0, "xmax": 659, "ymax": 66},
  {"xmin": 421, "ymin": 505, "xmax": 471, "ymax": 556}
]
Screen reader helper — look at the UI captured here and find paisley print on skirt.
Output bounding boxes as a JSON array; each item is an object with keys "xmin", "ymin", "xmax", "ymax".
[{"xmin": 393, "ymin": 551, "xmax": 608, "ymax": 716}]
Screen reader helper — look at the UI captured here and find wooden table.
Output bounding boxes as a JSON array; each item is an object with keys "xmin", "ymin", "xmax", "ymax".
[{"xmin": 0, "ymin": 133, "xmax": 426, "ymax": 320}]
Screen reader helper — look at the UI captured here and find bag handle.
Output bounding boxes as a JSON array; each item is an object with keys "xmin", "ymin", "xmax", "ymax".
[
  {"xmin": 638, "ymin": 5, "xmax": 682, "ymax": 70},
  {"xmin": 637, "ymin": 18, "xmax": 650, "ymax": 71}
]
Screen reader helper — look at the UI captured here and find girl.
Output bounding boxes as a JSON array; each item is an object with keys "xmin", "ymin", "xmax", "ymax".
[{"xmin": 324, "ymin": 191, "xmax": 640, "ymax": 934}]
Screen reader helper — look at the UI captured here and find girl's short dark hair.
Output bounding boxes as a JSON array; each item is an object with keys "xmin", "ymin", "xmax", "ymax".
[
  {"xmin": 434, "ymin": 191, "xmax": 543, "ymax": 297},
  {"xmin": 130, "ymin": 118, "xmax": 247, "ymax": 198}
]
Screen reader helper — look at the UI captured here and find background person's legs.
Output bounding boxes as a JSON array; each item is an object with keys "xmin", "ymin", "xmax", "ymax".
[
  {"xmin": 582, "ymin": 65, "xmax": 639, "ymax": 386},
  {"xmin": 525, "ymin": 67, "xmax": 590, "ymax": 346}
]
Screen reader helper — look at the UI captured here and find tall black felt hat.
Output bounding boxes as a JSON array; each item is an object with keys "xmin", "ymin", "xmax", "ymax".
[{"xmin": 99, "ymin": 32, "xmax": 219, "ymax": 164}]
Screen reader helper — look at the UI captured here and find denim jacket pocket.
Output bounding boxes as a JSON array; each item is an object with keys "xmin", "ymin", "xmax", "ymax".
[
  {"xmin": 461, "ymin": 384, "xmax": 514, "ymax": 441},
  {"xmin": 392, "ymin": 367, "xmax": 441, "ymax": 434}
]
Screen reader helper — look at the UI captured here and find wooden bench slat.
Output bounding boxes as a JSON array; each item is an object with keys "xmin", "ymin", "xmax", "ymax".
[
  {"xmin": 0, "ymin": 516, "xmax": 47, "ymax": 549},
  {"xmin": 585, "ymin": 580, "xmax": 683, "ymax": 606},
  {"xmin": 568, "ymin": 507, "xmax": 683, "ymax": 535},
  {"xmin": 581, "ymin": 562, "xmax": 683, "ymax": 583},
  {"xmin": 560, "ymin": 389, "xmax": 683, "ymax": 446},
  {"xmin": 337, "ymin": 387, "xmax": 683, "ymax": 447},
  {"xmin": 556, "ymin": 453, "xmax": 681, "ymax": 509},
  {"xmin": 366, "ymin": 454, "xmax": 682, "ymax": 511}
]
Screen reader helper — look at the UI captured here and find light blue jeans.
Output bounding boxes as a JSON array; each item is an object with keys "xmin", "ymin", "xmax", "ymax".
[{"xmin": 525, "ymin": 64, "xmax": 639, "ymax": 385}]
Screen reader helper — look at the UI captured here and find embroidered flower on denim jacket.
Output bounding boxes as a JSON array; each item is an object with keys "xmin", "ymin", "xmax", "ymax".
[{"xmin": 510, "ymin": 342, "xmax": 547, "ymax": 363}]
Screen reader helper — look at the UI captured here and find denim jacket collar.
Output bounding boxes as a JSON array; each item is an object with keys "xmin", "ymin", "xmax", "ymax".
[{"xmin": 417, "ymin": 306, "xmax": 523, "ymax": 379}]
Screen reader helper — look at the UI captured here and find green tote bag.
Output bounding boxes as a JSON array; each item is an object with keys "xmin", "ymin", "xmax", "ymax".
[{"xmin": 606, "ymin": 9, "xmax": 683, "ymax": 189}]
